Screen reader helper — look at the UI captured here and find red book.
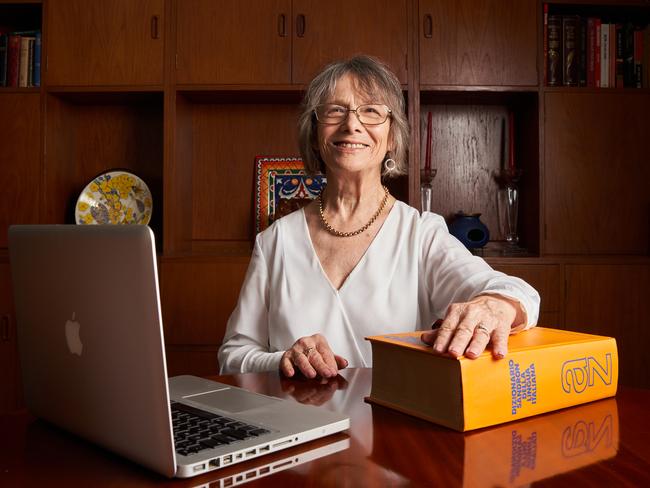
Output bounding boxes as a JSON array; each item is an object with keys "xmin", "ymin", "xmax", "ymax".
[
  {"xmin": 6, "ymin": 34, "xmax": 20, "ymax": 87},
  {"xmin": 587, "ymin": 18, "xmax": 596, "ymax": 87},
  {"xmin": 595, "ymin": 20, "xmax": 601, "ymax": 87}
]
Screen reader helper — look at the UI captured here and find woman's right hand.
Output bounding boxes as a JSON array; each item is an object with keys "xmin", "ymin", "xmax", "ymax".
[{"xmin": 280, "ymin": 333, "xmax": 348, "ymax": 379}]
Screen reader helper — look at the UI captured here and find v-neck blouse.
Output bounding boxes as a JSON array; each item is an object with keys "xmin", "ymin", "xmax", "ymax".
[{"xmin": 218, "ymin": 201, "xmax": 540, "ymax": 374}]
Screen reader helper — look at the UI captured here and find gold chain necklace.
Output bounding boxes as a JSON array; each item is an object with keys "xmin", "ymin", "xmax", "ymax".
[{"xmin": 318, "ymin": 186, "xmax": 390, "ymax": 237}]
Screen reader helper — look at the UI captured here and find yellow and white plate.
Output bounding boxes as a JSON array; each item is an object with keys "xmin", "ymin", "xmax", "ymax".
[{"xmin": 75, "ymin": 171, "xmax": 152, "ymax": 225}]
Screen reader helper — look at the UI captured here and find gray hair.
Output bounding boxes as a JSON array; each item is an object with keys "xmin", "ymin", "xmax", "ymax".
[{"xmin": 297, "ymin": 55, "xmax": 409, "ymax": 178}]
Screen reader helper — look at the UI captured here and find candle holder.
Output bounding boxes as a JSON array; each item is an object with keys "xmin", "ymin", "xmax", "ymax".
[
  {"xmin": 420, "ymin": 167, "xmax": 437, "ymax": 213},
  {"xmin": 495, "ymin": 169, "xmax": 527, "ymax": 255}
]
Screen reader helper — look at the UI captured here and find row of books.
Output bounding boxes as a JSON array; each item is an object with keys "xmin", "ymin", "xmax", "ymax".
[
  {"xmin": 0, "ymin": 30, "xmax": 41, "ymax": 87},
  {"xmin": 544, "ymin": 8, "xmax": 650, "ymax": 88}
]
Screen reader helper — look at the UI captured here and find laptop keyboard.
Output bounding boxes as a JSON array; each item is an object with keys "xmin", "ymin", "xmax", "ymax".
[{"xmin": 171, "ymin": 402, "xmax": 271, "ymax": 457}]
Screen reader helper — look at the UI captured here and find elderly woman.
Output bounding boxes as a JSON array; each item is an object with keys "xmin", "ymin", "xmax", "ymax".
[{"xmin": 219, "ymin": 55, "xmax": 539, "ymax": 379}]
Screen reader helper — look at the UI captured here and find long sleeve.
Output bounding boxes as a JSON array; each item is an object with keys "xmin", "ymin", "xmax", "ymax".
[
  {"xmin": 418, "ymin": 212, "xmax": 540, "ymax": 332},
  {"xmin": 218, "ymin": 236, "xmax": 285, "ymax": 374}
]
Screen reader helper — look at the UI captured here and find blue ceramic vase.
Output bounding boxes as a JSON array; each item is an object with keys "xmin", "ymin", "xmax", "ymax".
[{"xmin": 448, "ymin": 212, "xmax": 490, "ymax": 249}]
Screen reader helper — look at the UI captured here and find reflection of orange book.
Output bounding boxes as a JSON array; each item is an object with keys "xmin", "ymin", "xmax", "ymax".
[
  {"xmin": 463, "ymin": 398, "xmax": 619, "ymax": 487},
  {"xmin": 366, "ymin": 327, "xmax": 618, "ymax": 431}
]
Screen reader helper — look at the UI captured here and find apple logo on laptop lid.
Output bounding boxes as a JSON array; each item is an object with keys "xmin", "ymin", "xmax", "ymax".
[{"xmin": 65, "ymin": 312, "xmax": 83, "ymax": 356}]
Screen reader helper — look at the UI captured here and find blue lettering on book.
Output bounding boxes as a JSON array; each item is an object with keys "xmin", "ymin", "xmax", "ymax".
[
  {"xmin": 561, "ymin": 353, "xmax": 612, "ymax": 394},
  {"xmin": 509, "ymin": 359, "xmax": 537, "ymax": 415},
  {"xmin": 509, "ymin": 430, "xmax": 537, "ymax": 483}
]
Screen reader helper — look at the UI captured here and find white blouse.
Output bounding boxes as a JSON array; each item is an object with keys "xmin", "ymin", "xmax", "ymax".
[{"xmin": 218, "ymin": 201, "xmax": 540, "ymax": 374}]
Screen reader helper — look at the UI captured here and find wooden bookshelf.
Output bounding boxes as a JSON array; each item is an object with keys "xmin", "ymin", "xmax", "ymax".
[{"xmin": 0, "ymin": 0, "xmax": 649, "ymax": 413}]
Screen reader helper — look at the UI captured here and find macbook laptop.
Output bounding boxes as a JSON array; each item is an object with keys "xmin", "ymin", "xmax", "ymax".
[{"xmin": 8, "ymin": 225, "xmax": 349, "ymax": 478}]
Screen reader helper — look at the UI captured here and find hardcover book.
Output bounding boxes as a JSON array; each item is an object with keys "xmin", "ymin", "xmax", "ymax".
[
  {"xmin": 366, "ymin": 327, "xmax": 618, "ymax": 432},
  {"xmin": 562, "ymin": 15, "xmax": 579, "ymax": 86},
  {"xmin": 547, "ymin": 14, "xmax": 563, "ymax": 86}
]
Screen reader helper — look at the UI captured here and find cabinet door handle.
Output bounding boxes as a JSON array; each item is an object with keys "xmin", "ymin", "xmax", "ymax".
[
  {"xmin": 0, "ymin": 315, "xmax": 9, "ymax": 342},
  {"xmin": 296, "ymin": 14, "xmax": 306, "ymax": 38},
  {"xmin": 278, "ymin": 13, "xmax": 287, "ymax": 37},
  {"xmin": 423, "ymin": 14, "xmax": 432, "ymax": 38},
  {"xmin": 151, "ymin": 15, "xmax": 160, "ymax": 39}
]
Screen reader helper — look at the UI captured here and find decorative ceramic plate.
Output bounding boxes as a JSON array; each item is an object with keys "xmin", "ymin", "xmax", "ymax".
[
  {"xmin": 254, "ymin": 156, "xmax": 326, "ymax": 233},
  {"xmin": 75, "ymin": 171, "xmax": 152, "ymax": 225}
]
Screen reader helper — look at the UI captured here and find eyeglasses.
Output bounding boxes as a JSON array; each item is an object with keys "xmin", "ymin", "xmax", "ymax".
[{"xmin": 314, "ymin": 104, "xmax": 392, "ymax": 126}]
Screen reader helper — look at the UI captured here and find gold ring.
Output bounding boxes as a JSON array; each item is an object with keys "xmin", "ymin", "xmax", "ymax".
[
  {"xmin": 304, "ymin": 346, "xmax": 315, "ymax": 356},
  {"xmin": 475, "ymin": 324, "xmax": 490, "ymax": 335}
]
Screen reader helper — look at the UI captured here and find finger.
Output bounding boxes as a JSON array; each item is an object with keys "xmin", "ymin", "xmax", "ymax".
[
  {"xmin": 446, "ymin": 315, "xmax": 480, "ymax": 358},
  {"xmin": 280, "ymin": 353, "xmax": 295, "ymax": 377},
  {"xmin": 334, "ymin": 354, "xmax": 348, "ymax": 370},
  {"xmin": 490, "ymin": 324, "xmax": 509, "ymax": 359},
  {"xmin": 433, "ymin": 305, "xmax": 463, "ymax": 353},
  {"xmin": 465, "ymin": 323, "xmax": 493, "ymax": 359},
  {"xmin": 317, "ymin": 347, "xmax": 339, "ymax": 376},
  {"xmin": 420, "ymin": 328, "xmax": 439, "ymax": 345},
  {"xmin": 293, "ymin": 351, "xmax": 317, "ymax": 379},
  {"xmin": 307, "ymin": 349, "xmax": 335, "ymax": 378}
]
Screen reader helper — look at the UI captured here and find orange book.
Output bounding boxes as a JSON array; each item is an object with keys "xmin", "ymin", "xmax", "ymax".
[{"xmin": 366, "ymin": 327, "xmax": 618, "ymax": 431}]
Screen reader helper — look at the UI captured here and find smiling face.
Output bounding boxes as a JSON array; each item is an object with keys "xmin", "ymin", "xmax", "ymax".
[{"xmin": 315, "ymin": 74, "xmax": 393, "ymax": 178}]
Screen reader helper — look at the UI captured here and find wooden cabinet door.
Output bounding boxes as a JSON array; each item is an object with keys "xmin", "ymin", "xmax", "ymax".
[
  {"xmin": 159, "ymin": 258, "xmax": 249, "ymax": 375},
  {"xmin": 0, "ymin": 94, "xmax": 40, "ymax": 249},
  {"xmin": 419, "ymin": 0, "xmax": 537, "ymax": 86},
  {"xmin": 0, "ymin": 262, "xmax": 21, "ymax": 413},
  {"xmin": 544, "ymin": 93, "xmax": 650, "ymax": 254},
  {"xmin": 292, "ymin": 0, "xmax": 408, "ymax": 84},
  {"xmin": 47, "ymin": 0, "xmax": 164, "ymax": 86},
  {"xmin": 565, "ymin": 264, "xmax": 650, "ymax": 389},
  {"xmin": 176, "ymin": 0, "xmax": 291, "ymax": 84},
  {"xmin": 490, "ymin": 263, "xmax": 562, "ymax": 327}
]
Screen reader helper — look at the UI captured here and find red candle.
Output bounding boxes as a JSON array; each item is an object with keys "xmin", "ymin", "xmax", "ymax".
[
  {"xmin": 508, "ymin": 111, "xmax": 515, "ymax": 172},
  {"xmin": 425, "ymin": 111, "xmax": 432, "ymax": 172}
]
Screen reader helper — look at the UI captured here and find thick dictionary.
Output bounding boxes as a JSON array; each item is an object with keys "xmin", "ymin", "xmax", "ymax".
[{"xmin": 366, "ymin": 327, "xmax": 618, "ymax": 431}]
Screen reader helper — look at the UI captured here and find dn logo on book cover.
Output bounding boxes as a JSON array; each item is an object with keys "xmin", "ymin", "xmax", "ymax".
[{"xmin": 561, "ymin": 354, "xmax": 613, "ymax": 394}]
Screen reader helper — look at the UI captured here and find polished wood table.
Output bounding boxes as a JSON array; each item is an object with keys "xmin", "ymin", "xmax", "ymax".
[{"xmin": 1, "ymin": 368, "xmax": 649, "ymax": 486}]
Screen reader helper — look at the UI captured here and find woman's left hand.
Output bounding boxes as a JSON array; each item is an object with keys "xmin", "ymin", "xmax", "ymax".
[{"xmin": 421, "ymin": 294, "xmax": 523, "ymax": 359}]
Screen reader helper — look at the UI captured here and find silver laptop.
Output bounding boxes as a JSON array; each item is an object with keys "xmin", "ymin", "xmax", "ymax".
[{"xmin": 8, "ymin": 225, "xmax": 349, "ymax": 478}]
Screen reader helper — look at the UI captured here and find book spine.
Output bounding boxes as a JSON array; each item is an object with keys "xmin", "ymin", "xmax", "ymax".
[
  {"xmin": 623, "ymin": 22, "xmax": 634, "ymax": 87},
  {"xmin": 642, "ymin": 25, "xmax": 650, "ymax": 88},
  {"xmin": 543, "ymin": 4, "xmax": 548, "ymax": 86},
  {"xmin": 615, "ymin": 24, "xmax": 624, "ymax": 88},
  {"xmin": 27, "ymin": 37, "xmax": 33, "ymax": 87},
  {"xmin": 578, "ymin": 17, "xmax": 587, "ymax": 86},
  {"xmin": 634, "ymin": 28, "xmax": 643, "ymax": 88},
  {"xmin": 601, "ymin": 23, "xmax": 609, "ymax": 88},
  {"xmin": 7, "ymin": 34, "xmax": 20, "ymax": 87},
  {"xmin": 595, "ymin": 20, "xmax": 601, "ymax": 87},
  {"xmin": 547, "ymin": 14, "xmax": 562, "ymax": 86},
  {"xmin": 32, "ymin": 32, "xmax": 41, "ymax": 87},
  {"xmin": 563, "ymin": 15, "xmax": 579, "ymax": 86},
  {"xmin": 18, "ymin": 36, "xmax": 29, "ymax": 87},
  {"xmin": 462, "ymin": 338, "xmax": 618, "ymax": 430},
  {"xmin": 609, "ymin": 24, "xmax": 616, "ymax": 88},
  {"xmin": 587, "ymin": 18, "xmax": 596, "ymax": 87},
  {"xmin": 0, "ymin": 34, "xmax": 7, "ymax": 86}
]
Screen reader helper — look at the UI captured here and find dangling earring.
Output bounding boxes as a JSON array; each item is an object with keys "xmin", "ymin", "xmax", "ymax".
[{"xmin": 383, "ymin": 157, "xmax": 396, "ymax": 172}]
